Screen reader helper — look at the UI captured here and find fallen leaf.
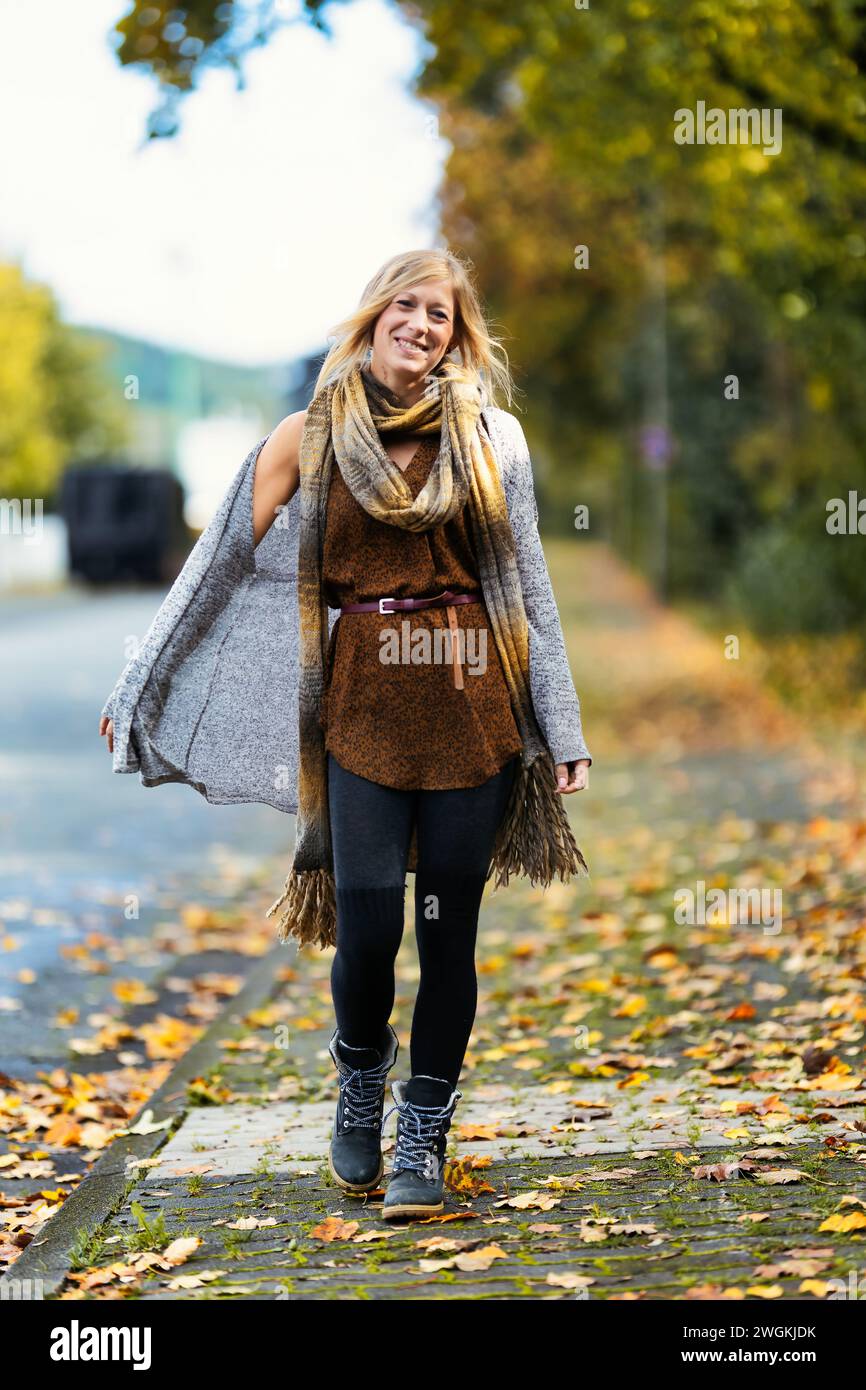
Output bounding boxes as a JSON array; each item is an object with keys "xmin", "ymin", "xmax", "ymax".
[
  {"xmin": 311, "ymin": 1217, "xmax": 360, "ymax": 1242},
  {"xmin": 166, "ymin": 1269, "xmax": 227, "ymax": 1290},
  {"xmin": 818, "ymin": 1211, "xmax": 866, "ymax": 1233},
  {"xmin": 754, "ymin": 1169, "xmax": 807, "ymax": 1185}
]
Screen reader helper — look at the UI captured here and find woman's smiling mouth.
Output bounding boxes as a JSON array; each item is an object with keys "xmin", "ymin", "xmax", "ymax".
[{"xmin": 394, "ymin": 336, "xmax": 426, "ymax": 356}]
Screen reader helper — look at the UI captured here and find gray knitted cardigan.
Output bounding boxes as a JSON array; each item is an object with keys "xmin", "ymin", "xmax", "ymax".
[{"xmin": 101, "ymin": 406, "xmax": 592, "ymax": 812}]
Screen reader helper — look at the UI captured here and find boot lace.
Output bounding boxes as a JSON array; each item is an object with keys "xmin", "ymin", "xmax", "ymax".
[
  {"xmin": 338, "ymin": 1056, "xmax": 392, "ymax": 1130},
  {"xmin": 381, "ymin": 1096, "xmax": 456, "ymax": 1175}
]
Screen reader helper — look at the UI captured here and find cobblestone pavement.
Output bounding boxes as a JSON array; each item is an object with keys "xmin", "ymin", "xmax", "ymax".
[{"xmin": 56, "ymin": 741, "xmax": 866, "ymax": 1302}]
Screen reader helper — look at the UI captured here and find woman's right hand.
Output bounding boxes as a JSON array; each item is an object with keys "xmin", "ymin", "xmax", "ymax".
[{"xmin": 99, "ymin": 715, "xmax": 114, "ymax": 754}]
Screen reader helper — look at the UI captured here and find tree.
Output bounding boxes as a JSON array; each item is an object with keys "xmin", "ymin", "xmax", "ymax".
[
  {"xmin": 111, "ymin": 0, "xmax": 345, "ymax": 140},
  {"xmin": 110, "ymin": 0, "xmax": 866, "ymax": 625},
  {"xmin": 0, "ymin": 263, "xmax": 128, "ymax": 500}
]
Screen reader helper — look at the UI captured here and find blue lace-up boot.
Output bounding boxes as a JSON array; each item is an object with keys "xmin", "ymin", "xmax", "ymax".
[
  {"xmin": 327, "ymin": 1022, "xmax": 400, "ymax": 1193},
  {"xmin": 381, "ymin": 1074, "xmax": 463, "ymax": 1219}
]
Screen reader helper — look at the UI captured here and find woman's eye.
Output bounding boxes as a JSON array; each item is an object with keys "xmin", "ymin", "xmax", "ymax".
[{"xmin": 396, "ymin": 298, "xmax": 447, "ymax": 320}]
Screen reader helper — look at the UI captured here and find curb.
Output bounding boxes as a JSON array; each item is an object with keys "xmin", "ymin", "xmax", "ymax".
[{"xmin": 0, "ymin": 944, "xmax": 288, "ymax": 1299}]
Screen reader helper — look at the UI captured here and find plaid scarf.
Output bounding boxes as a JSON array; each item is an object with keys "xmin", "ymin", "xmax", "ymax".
[{"xmin": 267, "ymin": 363, "xmax": 587, "ymax": 949}]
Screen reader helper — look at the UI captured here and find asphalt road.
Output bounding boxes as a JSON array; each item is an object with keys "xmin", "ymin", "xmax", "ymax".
[{"xmin": 0, "ymin": 584, "xmax": 294, "ymax": 1073}]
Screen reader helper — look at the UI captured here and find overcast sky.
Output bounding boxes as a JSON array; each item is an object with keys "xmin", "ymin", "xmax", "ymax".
[{"xmin": 0, "ymin": 0, "xmax": 447, "ymax": 365}]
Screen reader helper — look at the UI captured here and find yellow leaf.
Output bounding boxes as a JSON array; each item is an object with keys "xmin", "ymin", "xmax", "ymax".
[
  {"xmin": 181, "ymin": 906, "xmax": 219, "ymax": 930},
  {"xmin": 138, "ymin": 1014, "xmax": 201, "ymax": 1060},
  {"xmin": 113, "ymin": 979, "xmax": 158, "ymax": 1005},
  {"xmin": 613, "ymin": 995, "xmax": 647, "ymax": 1018},
  {"xmin": 799, "ymin": 1280, "xmax": 835, "ymax": 1297},
  {"xmin": 810, "ymin": 1072, "xmax": 862, "ymax": 1091},
  {"xmin": 819, "ymin": 1211, "xmax": 866, "ymax": 1233},
  {"xmin": 617, "ymin": 1071, "xmax": 650, "ymax": 1089}
]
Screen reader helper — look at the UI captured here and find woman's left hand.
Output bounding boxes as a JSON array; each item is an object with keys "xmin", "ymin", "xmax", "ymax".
[{"xmin": 555, "ymin": 759, "xmax": 590, "ymax": 794}]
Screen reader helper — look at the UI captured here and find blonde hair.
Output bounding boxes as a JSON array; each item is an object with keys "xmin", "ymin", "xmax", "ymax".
[{"xmin": 313, "ymin": 248, "xmax": 517, "ymax": 410}]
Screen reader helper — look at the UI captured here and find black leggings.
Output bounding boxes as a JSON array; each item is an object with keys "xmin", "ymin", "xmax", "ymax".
[{"xmin": 327, "ymin": 751, "xmax": 519, "ymax": 1088}]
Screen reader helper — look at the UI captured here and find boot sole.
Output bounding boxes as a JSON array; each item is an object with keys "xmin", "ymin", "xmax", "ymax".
[
  {"xmin": 328, "ymin": 1146, "xmax": 384, "ymax": 1194},
  {"xmin": 381, "ymin": 1199, "xmax": 445, "ymax": 1219}
]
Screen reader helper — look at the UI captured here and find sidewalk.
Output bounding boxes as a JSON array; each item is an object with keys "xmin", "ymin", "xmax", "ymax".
[{"xmin": 4, "ymin": 541, "xmax": 865, "ymax": 1300}]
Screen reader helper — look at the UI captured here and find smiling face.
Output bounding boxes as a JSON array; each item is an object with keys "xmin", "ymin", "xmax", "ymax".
[{"xmin": 368, "ymin": 278, "xmax": 457, "ymax": 404}]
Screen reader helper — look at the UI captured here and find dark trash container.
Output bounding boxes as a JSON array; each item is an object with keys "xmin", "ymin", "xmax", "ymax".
[{"xmin": 60, "ymin": 466, "xmax": 191, "ymax": 585}]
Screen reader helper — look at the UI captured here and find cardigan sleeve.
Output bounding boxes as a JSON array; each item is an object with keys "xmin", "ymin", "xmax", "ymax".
[
  {"xmin": 500, "ymin": 411, "xmax": 592, "ymax": 768},
  {"xmin": 101, "ymin": 666, "xmax": 129, "ymax": 725}
]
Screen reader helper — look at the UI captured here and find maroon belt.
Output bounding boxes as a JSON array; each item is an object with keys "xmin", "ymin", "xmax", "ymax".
[
  {"xmin": 338, "ymin": 589, "xmax": 483, "ymax": 690},
  {"xmin": 339, "ymin": 588, "xmax": 482, "ymax": 616}
]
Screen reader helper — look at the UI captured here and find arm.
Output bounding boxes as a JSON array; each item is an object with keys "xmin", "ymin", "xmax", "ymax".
[
  {"xmin": 501, "ymin": 411, "xmax": 592, "ymax": 782},
  {"xmin": 252, "ymin": 408, "xmax": 305, "ymax": 546}
]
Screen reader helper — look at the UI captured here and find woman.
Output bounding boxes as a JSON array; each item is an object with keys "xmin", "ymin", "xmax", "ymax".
[{"xmin": 100, "ymin": 248, "xmax": 592, "ymax": 1221}]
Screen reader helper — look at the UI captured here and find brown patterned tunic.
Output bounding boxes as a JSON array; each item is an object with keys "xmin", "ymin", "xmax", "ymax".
[{"xmin": 319, "ymin": 432, "xmax": 524, "ymax": 789}]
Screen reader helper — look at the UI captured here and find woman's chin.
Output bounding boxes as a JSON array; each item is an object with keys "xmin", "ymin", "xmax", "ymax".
[{"xmin": 389, "ymin": 357, "xmax": 426, "ymax": 377}]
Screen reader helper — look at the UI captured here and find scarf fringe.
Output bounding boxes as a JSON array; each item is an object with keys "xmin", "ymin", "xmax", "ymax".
[
  {"xmin": 267, "ymin": 867, "xmax": 337, "ymax": 951},
  {"xmin": 488, "ymin": 753, "xmax": 590, "ymax": 890},
  {"xmin": 267, "ymin": 758, "xmax": 588, "ymax": 946}
]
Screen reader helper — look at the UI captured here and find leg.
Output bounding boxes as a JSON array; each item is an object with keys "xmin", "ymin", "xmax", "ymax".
[
  {"xmin": 410, "ymin": 756, "xmax": 519, "ymax": 1086},
  {"xmin": 327, "ymin": 752, "xmax": 416, "ymax": 1051}
]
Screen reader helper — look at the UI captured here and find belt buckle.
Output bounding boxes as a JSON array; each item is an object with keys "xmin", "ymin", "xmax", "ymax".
[{"xmin": 378, "ymin": 596, "xmax": 396, "ymax": 614}]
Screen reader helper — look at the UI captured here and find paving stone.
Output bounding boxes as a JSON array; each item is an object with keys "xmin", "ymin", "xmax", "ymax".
[
  {"xmin": 142, "ymin": 1084, "xmax": 860, "ymax": 1178},
  {"xmin": 87, "ymin": 1146, "xmax": 866, "ymax": 1303}
]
